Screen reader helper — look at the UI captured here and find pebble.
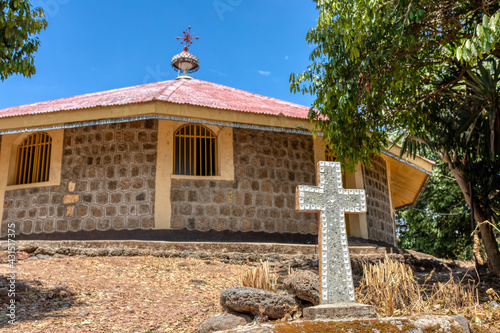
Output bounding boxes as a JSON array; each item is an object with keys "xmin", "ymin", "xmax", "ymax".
[
  {"xmin": 53, "ymin": 254, "xmax": 68, "ymax": 259},
  {"xmin": 189, "ymin": 279, "xmax": 207, "ymax": 286},
  {"xmin": 75, "ymin": 309, "xmax": 89, "ymax": 317},
  {"xmin": 36, "ymin": 254, "xmax": 52, "ymax": 260}
]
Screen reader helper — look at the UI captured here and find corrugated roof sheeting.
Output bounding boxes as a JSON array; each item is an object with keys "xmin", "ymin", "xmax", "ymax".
[{"xmin": 0, "ymin": 78, "xmax": 311, "ymax": 119}]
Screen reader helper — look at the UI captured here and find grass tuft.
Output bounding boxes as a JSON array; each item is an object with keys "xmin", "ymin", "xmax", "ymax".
[
  {"xmin": 357, "ymin": 256, "xmax": 499, "ymax": 330},
  {"xmin": 240, "ymin": 260, "xmax": 278, "ymax": 292}
]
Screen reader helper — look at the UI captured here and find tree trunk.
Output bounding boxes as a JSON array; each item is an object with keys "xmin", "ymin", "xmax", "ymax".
[
  {"xmin": 476, "ymin": 211, "xmax": 500, "ymax": 275},
  {"xmin": 445, "ymin": 161, "xmax": 500, "ymax": 276}
]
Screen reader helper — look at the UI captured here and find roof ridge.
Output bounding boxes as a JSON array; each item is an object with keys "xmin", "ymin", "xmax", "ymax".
[
  {"xmin": 155, "ymin": 78, "xmax": 188, "ymax": 101},
  {"xmin": 192, "ymin": 78, "xmax": 309, "ymax": 110}
]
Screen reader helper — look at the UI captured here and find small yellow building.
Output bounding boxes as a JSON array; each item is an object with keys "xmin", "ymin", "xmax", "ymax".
[{"xmin": 0, "ymin": 76, "xmax": 434, "ymax": 246}]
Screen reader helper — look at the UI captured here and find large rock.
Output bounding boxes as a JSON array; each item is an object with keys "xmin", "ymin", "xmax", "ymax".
[
  {"xmin": 283, "ymin": 270, "xmax": 320, "ymax": 305},
  {"xmin": 303, "ymin": 303, "xmax": 376, "ymax": 320},
  {"xmin": 220, "ymin": 287, "xmax": 298, "ymax": 319},
  {"xmin": 198, "ymin": 314, "xmax": 248, "ymax": 333},
  {"xmin": 217, "ymin": 315, "xmax": 471, "ymax": 333}
]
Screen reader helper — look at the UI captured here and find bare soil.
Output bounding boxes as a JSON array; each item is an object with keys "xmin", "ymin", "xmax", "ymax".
[
  {"xmin": 0, "ymin": 252, "xmax": 499, "ymax": 333},
  {"xmin": 0, "ymin": 255, "xmax": 249, "ymax": 333}
]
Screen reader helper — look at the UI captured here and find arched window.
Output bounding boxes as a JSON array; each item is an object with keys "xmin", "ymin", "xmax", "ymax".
[
  {"xmin": 174, "ymin": 124, "xmax": 217, "ymax": 176},
  {"xmin": 15, "ymin": 132, "xmax": 52, "ymax": 185}
]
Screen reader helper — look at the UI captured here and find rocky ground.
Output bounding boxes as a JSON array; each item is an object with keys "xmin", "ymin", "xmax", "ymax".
[{"xmin": 0, "ymin": 244, "xmax": 498, "ymax": 332}]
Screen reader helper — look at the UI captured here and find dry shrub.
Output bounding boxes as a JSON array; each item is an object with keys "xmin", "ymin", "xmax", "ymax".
[
  {"xmin": 357, "ymin": 256, "xmax": 478, "ymax": 316},
  {"xmin": 473, "ymin": 230, "xmax": 485, "ymax": 265},
  {"xmin": 486, "ymin": 288, "xmax": 499, "ymax": 302},
  {"xmin": 240, "ymin": 260, "xmax": 278, "ymax": 292},
  {"xmin": 426, "ymin": 273, "xmax": 477, "ymax": 310},
  {"xmin": 473, "ymin": 288, "xmax": 500, "ymax": 327},
  {"xmin": 357, "ymin": 256, "xmax": 424, "ymax": 315},
  {"xmin": 357, "ymin": 257, "xmax": 500, "ymax": 329}
]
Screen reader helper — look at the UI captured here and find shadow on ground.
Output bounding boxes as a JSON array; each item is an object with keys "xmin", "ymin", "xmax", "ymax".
[{"xmin": 0, "ymin": 275, "xmax": 80, "ymax": 328}]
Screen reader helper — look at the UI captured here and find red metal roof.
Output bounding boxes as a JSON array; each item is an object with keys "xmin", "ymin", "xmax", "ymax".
[{"xmin": 0, "ymin": 78, "xmax": 311, "ymax": 120}]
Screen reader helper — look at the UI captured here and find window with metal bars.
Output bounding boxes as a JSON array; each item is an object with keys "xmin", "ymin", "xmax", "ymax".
[
  {"xmin": 325, "ymin": 148, "xmax": 337, "ymax": 162},
  {"xmin": 173, "ymin": 124, "xmax": 217, "ymax": 176},
  {"xmin": 15, "ymin": 132, "xmax": 52, "ymax": 185}
]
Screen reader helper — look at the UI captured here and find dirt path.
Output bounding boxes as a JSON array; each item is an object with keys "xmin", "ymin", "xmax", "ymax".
[{"xmin": 0, "ymin": 255, "xmax": 250, "ymax": 333}]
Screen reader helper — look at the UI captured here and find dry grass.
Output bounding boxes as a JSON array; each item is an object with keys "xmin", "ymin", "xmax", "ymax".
[
  {"xmin": 425, "ymin": 273, "xmax": 477, "ymax": 310},
  {"xmin": 357, "ymin": 256, "xmax": 499, "ymax": 330},
  {"xmin": 357, "ymin": 256, "xmax": 425, "ymax": 315},
  {"xmin": 472, "ymin": 220, "xmax": 500, "ymax": 265},
  {"xmin": 357, "ymin": 256, "xmax": 477, "ymax": 315},
  {"xmin": 240, "ymin": 260, "xmax": 278, "ymax": 292},
  {"xmin": 473, "ymin": 230, "xmax": 485, "ymax": 265}
]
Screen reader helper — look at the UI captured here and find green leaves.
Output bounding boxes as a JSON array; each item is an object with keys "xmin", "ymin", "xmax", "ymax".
[
  {"xmin": 291, "ymin": 0, "xmax": 500, "ymax": 172},
  {"xmin": 292, "ymin": 1, "xmax": 500, "ymax": 265},
  {"xmin": 0, "ymin": 0, "xmax": 47, "ymax": 81},
  {"xmin": 351, "ymin": 46, "xmax": 360, "ymax": 59},
  {"xmin": 456, "ymin": 9, "xmax": 500, "ymax": 64}
]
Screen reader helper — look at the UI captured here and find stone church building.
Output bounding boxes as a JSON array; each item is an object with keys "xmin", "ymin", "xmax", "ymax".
[
  {"xmin": 0, "ymin": 75, "xmax": 433, "ymax": 246},
  {"xmin": 0, "ymin": 37, "xmax": 434, "ymax": 246}
]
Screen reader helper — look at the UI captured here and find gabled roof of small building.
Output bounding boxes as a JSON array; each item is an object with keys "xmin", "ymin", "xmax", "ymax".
[{"xmin": 0, "ymin": 78, "xmax": 310, "ymax": 120}]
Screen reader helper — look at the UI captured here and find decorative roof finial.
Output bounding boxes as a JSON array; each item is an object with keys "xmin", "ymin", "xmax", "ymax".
[
  {"xmin": 171, "ymin": 26, "xmax": 200, "ymax": 78},
  {"xmin": 176, "ymin": 26, "xmax": 199, "ymax": 52}
]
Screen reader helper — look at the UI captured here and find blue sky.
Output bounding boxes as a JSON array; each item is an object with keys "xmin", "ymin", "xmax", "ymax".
[{"xmin": 0, "ymin": 0, "xmax": 319, "ymax": 109}]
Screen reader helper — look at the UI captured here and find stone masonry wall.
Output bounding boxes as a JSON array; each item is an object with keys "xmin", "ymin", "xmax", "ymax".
[
  {"xmin": 0, "ymin": 120, "xmax": 157, "ymax": 236},
  {"xmin": 1, "ymin": 120, "xmax": 397, "ymax": 243},
  {"xmin": 170, "ymin": 128, "xmax": 318, "ymax": 234},
  {"xmin": 363, "ymin": 154, "xmax": 395, "ymax": 245}
]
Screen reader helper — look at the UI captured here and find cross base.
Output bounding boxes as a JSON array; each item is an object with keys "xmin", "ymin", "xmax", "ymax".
[{"xmin": 303, "ymin": 303, "xmax": 377, "ymax": 320}]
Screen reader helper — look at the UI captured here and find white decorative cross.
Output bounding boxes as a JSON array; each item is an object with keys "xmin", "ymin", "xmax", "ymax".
[{"xmin": 296, "ymin": 161, "xmax": 367, "ymax": 304}]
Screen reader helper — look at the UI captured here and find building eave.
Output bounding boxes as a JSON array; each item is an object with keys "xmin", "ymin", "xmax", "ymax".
[{"xmin": 0, "ymin": 95, "xmax": 435, "ymax": 210}]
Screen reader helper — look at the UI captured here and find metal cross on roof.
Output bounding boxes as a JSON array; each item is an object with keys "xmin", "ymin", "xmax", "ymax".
[
  {"xmin": 176, "ymin": 26, "xmax": 199, "ymax": 51},
  {"xmin": 296, "ymin": 161, "xmax": 367, "ymax": 304}
]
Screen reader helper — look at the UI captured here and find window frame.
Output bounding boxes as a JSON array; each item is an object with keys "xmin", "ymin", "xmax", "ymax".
[
  {"xmin": 14, "ymin": 132, "xmax": 53, "ymax": 185},
  {"xmin": 173, "ymin": 124, "xmax": 218, "ymax": 177},
  {"xmin": 0, "ymin": 129, "xmax": 64, "ymax": 190},
  {"xmin": 325, "ymin": 148, "xmax": 337, "ymax": 162},
  {"xmin": 154, "ymin": 120, "xmax": 234, "ymax": 229},
  {"xmin": 168, "ymin": 122, "xmax": 234, "ymax": 181}
]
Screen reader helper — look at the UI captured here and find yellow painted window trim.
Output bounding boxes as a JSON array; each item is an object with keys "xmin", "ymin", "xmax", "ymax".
[
  {"xmin": 0, "ymin": 129, "xmax": 64, "ymax": 191},
  {"xmin": 154, "ymin": 120, "xmax": 234, "ymax": 229},
  {"xmin": 0, "ymin": 129, "xmax": 64, "ymax": 224}
]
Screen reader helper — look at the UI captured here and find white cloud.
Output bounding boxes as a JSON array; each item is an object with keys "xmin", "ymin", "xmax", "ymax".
[
  {"xmin": 285, "ymin": 55, "xmax": 288, "ymax": 60},
  {"xmin": 258, "ymin": 70, "xmax": 271, "ymax": 76},
  {"xmin": 210, "ymin": 69, "xmax": 227, "ymax": 77}
]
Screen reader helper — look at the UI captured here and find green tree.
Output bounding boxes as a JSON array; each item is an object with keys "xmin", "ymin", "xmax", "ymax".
[
  {"xmin": 291, "ymin": 0, "xmax": 500, "ymax": 274},
  {"xmin": 0, "ymin": 0, "xmax": 47, "ymax": 81},
  {"xmin": 397, "ymin": 160, "xmax": 473, "ymax": 260}
]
